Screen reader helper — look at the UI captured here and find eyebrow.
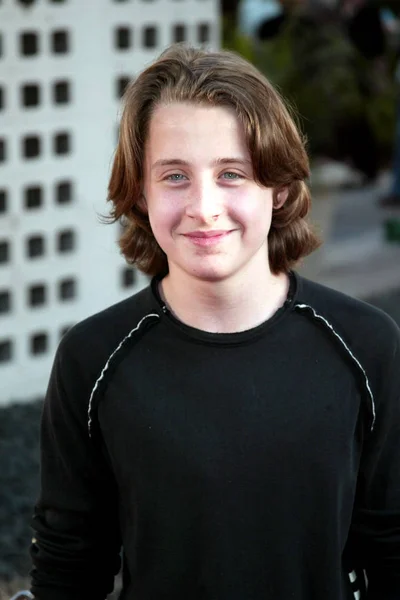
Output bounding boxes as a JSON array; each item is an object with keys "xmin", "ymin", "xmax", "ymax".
[{"xmin": 151, "ymin": 157, "xmax": 252, "ymax": 170}]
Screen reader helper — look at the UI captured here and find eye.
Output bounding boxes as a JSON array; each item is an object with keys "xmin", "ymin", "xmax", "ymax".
[
  {"xmin": 221, "ymin": 172, "xmax": 243, "ymax": 180},
  {"xmin": 165, "ymin": 173, "xmax": 187, "ymax": 181}
]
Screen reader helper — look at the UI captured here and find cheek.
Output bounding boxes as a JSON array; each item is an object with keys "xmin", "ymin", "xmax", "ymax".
[
  {"xmin": 147, "ymin": 191, "xmax": 183, "ymax": 237},
  {"xmin": 229, "ymin": 190, "xmax": 273, "ymax": 229}
]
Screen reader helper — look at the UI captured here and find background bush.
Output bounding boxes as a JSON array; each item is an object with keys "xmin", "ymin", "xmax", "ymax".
[
  {"xmin": 0, "ymin": 400, "xmax": 42, "ymax": 583},
  {"xmin": 224, "ymin": 10, "xmax": 397, "ymax": 164}
]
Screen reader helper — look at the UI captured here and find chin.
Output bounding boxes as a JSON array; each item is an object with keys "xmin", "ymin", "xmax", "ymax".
[{"xmin": 186, "ymin": 263, "xmax": 235, "ymax": 283}]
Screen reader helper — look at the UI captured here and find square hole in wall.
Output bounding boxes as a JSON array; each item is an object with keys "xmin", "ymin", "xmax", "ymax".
[
  {"xmin": 21, "ymin": 83, "xmax": 41, "ymax": 107},
  {"xmin": 0, "ymin": 190, "xmax": 7, "ymax": 214},
  {"xmin": 116, "ymin": 76, "xmax": 130, "ymax": 99},
  {"xmin": 53, "ymin": 80, "xmax": 70, "ymax": 104},
  {"xmin": 51, "ymin": 29, "xmax": 69, "ymax": 54},
  {"xmin": 28, "ymin": 283, "xmax": 47, "ymax": 307},
  {"xmin": 0, "ymin": 339, "xmax": 13, "ymax": 363},
  {"xmin": 121, "ymin": 266, "xmax": 137, "ymax": 288},
  {"xmin": 0, "ymin": 139, "xmax": 6, "ymax": 163},
  {"xmin": 0, "ymin": 240, "xmax": 10, "ymax": 264},
  {"xmin": 115, "ymin": 27, "xmax": 132, "ymax": 50},
  {"xmin": 55, "ymin": 180, "xmax": 72, "ymax": 204},
  {"xmin": 20, "ymin": 31, "xmax": 39, "ymax": 56},
  {"xmin": 25, "ymin": 186, "xmax": 43, "ymax": 209},
  {"xmin": 58, "ymin": 277, "xmax": 76, "ymax": 301},
  {"xmin": 54, "ymin": 132, "xmax": 70, "ymax": 155},
  {"xmin": 173, "ymin": 24, "xmax": 186, "ymax": 43},
  {"xmin": 198, "ymin": 23, "xmax": 211, "ymax": 43},
  {"xmin": 27, "ymin": 235, "xmax": 45, "ymax": 258},
  {"xmin": 0, "ymin": 290, "xmax": 11, "ymax": 314},
  {"xmin": 143, "ymin": 26, "xmax": 157, "ymax": 48},
  {"xmin": 23, "ymin": 135, "xmax": 41, "ymax": 159},
  {"xmin": 57, "ymin": 229, "xmax": 75, "ymax": 253},
  {"xmin": 30, "ymin": 332, "xmax": 48, "ymax": 355}
]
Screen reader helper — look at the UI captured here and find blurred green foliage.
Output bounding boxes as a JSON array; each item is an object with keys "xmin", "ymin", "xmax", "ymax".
[{"xmin": 223, "ymin": 12, "xmax": 397, "ymax": 162}]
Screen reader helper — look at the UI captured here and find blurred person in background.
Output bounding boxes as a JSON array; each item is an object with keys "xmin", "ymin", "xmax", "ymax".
[
  {"xmin": 282, "ymin": 0, "xmax": 381, "ymax": 182},
  {"xmin": 341, "ymin": 0, "xmax": 387, "ymax": 61},
  {"xmin": 237, "ymin": 0, "xmax": 286, "ymax": 40},
  {"xmin": 335, "ymin": 0, "xmax": 389, "ymax": 186},
  {"xmin": 238, "ymin": 0, "xmax": 395, "ymax": 185},
  {"xmin": 379, "ymin": 8, "xmax": 400, "ymax": 207}
]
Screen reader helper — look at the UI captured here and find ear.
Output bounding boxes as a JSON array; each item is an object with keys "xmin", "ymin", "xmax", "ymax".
[
  {"xmin": 137, "ymin": 194, "xmax": 148, "ymax": 214},
  {"xmin": 273, "ymin": 187, "xmax": 289, "ymax": 210}
]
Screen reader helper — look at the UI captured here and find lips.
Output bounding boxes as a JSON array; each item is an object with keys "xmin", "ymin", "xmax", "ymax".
[
  {"xmin": 184, "ymin": 230, "xmax": 230, "ymax": 238},
  {"xmin": 182, "ymin": 230, "xmax": 234, "ymax": 247}
]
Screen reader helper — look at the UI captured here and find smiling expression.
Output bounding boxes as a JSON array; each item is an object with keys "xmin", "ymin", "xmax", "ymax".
[{"xmin": 142, "ymin": 102, "xmax": 278, "ymax": 283}]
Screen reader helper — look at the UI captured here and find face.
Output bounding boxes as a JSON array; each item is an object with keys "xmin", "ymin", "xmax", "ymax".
[{"xmin": 143, "ymin": 102, "xmax": 286, "ymax": 284}]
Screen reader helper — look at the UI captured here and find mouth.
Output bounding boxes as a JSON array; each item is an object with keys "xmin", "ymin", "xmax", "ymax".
[{"xmin": 182, "ymin": 230, "xmax": 234, "ymax": 246}]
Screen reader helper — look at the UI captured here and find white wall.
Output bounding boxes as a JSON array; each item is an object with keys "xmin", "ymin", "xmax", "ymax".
[{"xmin": 0, "ymin": 0, "xmax": 220, "ymax": 405}]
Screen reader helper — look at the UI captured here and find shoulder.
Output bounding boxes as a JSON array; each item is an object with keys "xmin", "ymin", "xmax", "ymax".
[
  {"xmin": 55, "ymin": 282, "xmax": 161, "ymax": 383},
  {"xmin": 42, "ymin": 283, "xmax": 162, "ymax": 431},
  {"xmin": 295, "ymin": 273, "xmax": 400, "ymax": 369}
]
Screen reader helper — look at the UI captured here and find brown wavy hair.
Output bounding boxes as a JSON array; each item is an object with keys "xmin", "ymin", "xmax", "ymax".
[{"xmin": 107, "ymin": 43, "xmax": 320, "ymax": 275}]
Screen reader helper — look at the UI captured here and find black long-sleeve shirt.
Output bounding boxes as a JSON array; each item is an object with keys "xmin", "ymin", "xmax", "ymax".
[{"xmin": 30, "ymin": 272, "xmax": 400, "ymax": 599}]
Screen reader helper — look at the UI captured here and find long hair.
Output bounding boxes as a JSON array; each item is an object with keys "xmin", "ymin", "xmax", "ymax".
[{"xmin": 108, "ymin": 43, "xmax": 320, "ymax": 275}]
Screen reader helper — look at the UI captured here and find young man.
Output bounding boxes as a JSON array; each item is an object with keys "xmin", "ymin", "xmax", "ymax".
[{"xmin": 30, "ymin": 44, "xmax": 400, "ymax": 599}]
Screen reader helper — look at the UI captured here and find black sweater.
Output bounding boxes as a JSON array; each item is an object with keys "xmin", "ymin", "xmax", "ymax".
[{"xmin": 30, "ymin": 273, "xmax": 400, "ymax": 600}]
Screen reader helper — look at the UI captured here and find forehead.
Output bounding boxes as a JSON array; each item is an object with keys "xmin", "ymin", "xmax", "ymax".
[{"xmin": 145, "ymin": 102, "xmax": 249, "ymax": 162}]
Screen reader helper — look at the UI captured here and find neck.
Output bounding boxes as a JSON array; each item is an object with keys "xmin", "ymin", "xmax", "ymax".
[{"xmin": 159, "ymin": 264, "xmax": 290, "ymax": 334}]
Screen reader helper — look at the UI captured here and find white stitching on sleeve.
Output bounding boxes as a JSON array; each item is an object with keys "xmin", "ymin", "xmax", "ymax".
[
  {"xmin": 87, "ymin": 312, "xmax": 160, "ymax": 437},
  {"xmin": 295, "ymin": 303, "xmax": 376, "ymax": 431}
]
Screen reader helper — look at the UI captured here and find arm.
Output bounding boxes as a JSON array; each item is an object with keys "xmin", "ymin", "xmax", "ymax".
[
  {"xmin": 350, "ymin": 326, "xmax": 400, "ymax": 599},
  {"xmin": 30, "ymin": 336, "xmax": 121, "ymax": 600}
]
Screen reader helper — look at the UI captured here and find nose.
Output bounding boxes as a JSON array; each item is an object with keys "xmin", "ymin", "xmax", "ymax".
[{"xmin": 185, "ymin": 179, "xmax": 223, "ymax": 222}]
